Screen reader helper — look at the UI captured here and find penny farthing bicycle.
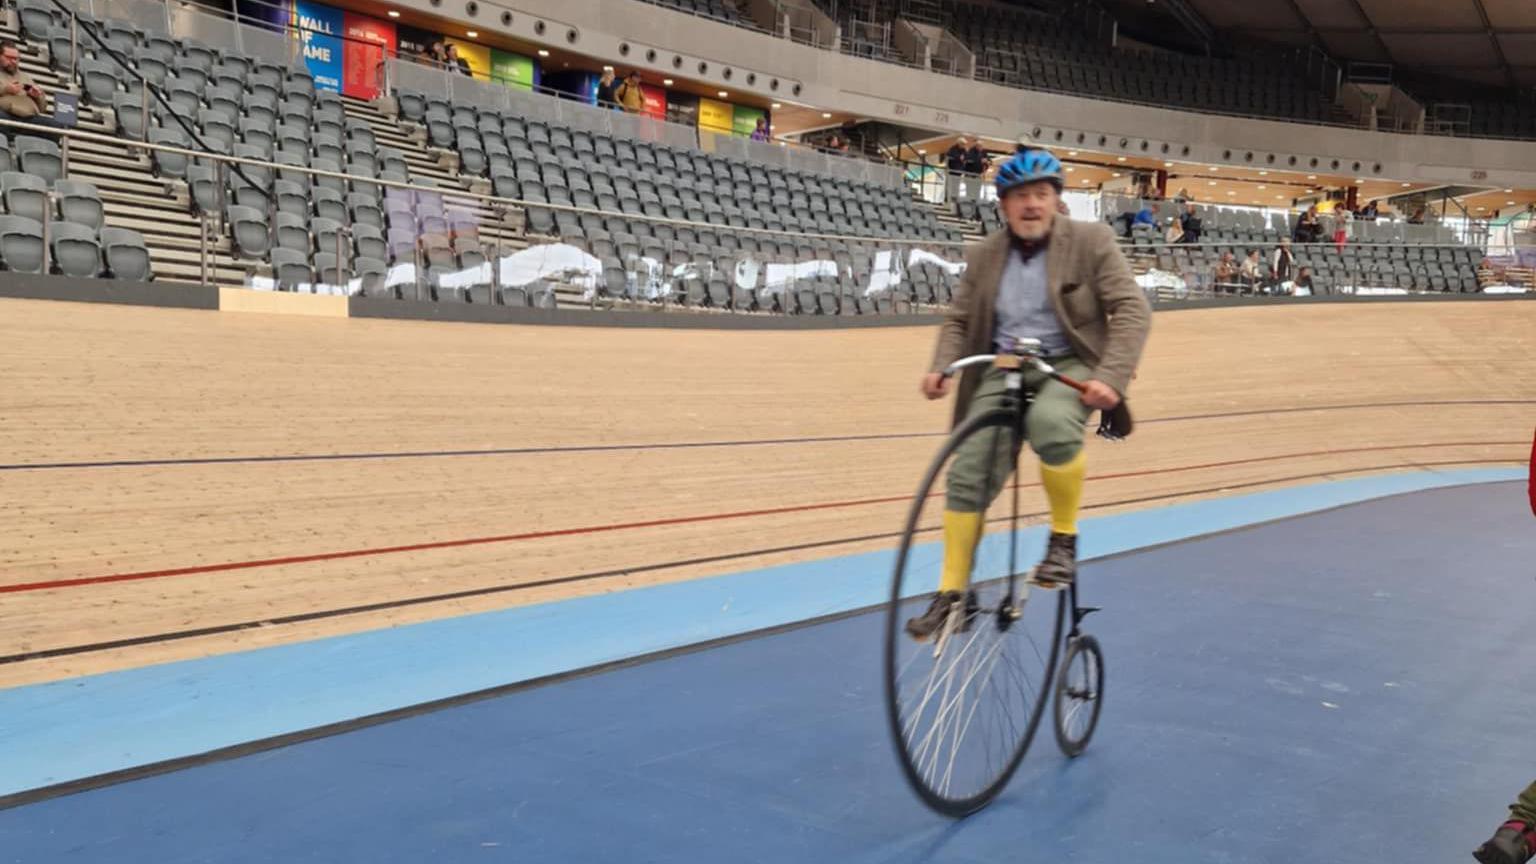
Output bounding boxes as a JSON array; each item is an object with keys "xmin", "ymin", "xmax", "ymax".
[{"xmin": 883, "ymin": 337, "xmax": 1129, "ymax": 817}]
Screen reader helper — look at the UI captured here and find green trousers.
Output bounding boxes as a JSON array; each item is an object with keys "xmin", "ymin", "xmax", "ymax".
[
  {"xmin": 1510, "ymin": 780, "xmax": 1536, "ymax": 825},
  {"xmin": 945, "ymin": 356, "xmax": 1093, "ymax": 513}
]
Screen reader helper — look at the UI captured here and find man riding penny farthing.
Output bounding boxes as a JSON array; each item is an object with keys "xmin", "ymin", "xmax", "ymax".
[{"xmin": 883, "ymin": 148, "xmax": 1153, "ymax": 816}]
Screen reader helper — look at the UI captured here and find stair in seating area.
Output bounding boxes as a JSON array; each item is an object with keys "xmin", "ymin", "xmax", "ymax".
[{"xmin": 6, "ymin": 15, "xmax": 537, "ymax": 292}]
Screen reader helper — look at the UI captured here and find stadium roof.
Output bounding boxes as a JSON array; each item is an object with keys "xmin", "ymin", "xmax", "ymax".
[{"xmin": 1084, "ymin": 0, "xmax": 1536, "ymax": 88}]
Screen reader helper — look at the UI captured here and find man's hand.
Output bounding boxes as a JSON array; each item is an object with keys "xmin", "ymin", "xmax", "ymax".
[
  {"xmin": 920, "ymin": 372, "xmax": 951, "ymax": 401},
  {"xmin": 4, "ymin": 81, "xmax": 21, "ymax": 95},
  {"xmin": 1079, "ymin": 379, "xmax": 1120, "ymax": 410}
]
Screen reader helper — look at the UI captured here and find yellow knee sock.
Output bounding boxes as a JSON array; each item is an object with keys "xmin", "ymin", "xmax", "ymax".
[
  {"xmin": 1039, "ymin": 451, "xmax": 1087, "ymax": 535},
  {"xmin": 939, "ymin": 509, "xmax": 985, "ymax": 593}
]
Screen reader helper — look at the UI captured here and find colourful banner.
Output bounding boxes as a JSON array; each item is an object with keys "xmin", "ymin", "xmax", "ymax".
[
  {"xmin": 640, "ymin": 84, "xmax": 666, "ymax": 121},
  {"xmin": 341, "ymin": 11, "xmax": 394, "ymax": 100},
  {"xmin": 444, "ymin": 37, "xmax": 490, "ymax": 81},
  {"xmin": 293, "ymin": 0, "xmax": 343, "ymax": 92},
  {"xmin": 732, "ymin": 104, "xmax": 766, "ymax": 138},
  {"xmin": 698, "ymin": 97, "xmax": 733, "ymax": 133},
  {"xmin": 490, "ymin": 49, "xmax": 536, "ymax": 91}
]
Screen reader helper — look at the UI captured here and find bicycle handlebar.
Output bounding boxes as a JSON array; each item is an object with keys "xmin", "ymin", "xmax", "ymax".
[{"xmin": 941, "ymin": 353, "xmax": 1089, "ymax": 395}]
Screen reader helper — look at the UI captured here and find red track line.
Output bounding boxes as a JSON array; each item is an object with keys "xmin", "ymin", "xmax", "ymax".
[{"xmin": 1, "ymin": 439, "xmax": 1522, "ymax": 596}]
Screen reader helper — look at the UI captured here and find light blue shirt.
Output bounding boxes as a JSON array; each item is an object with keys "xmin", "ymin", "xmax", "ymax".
[{"xmin": 993, "ymin": 243, "xmax": 1070, "ymax": 356}]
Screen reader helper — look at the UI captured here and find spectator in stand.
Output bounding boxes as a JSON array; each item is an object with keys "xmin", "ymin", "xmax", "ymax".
[
  {"xmin": 428, "ymin": 42, "xmax": 449, "ymax": 68},
  {"xmin": 963, "ymin": 140, "xmax": 989, "ymax": 178},
  {"xmin": 1294, "ymin": 205, "xmax": 1321, "ymax": 243},
  {"xmin": 615, "ymin": 71, "xmax": 644, "ymax": 114},
  {"xmin": 1408, "ymin": 204, "xmax": 1426, "ymax": 225},
  {"xmin": 1240, "ymin": 248, "xmax": 1262, "ymax": 294},
  {"xmin": 1331, "ymin": 205, "xmax": 1352, "ymax": 252},
  {"xmin": 1164, "ymin": 215, "xmax": 1184, "ymax": 244},
  {"xmin": 1270, "ymin": 236, "xmax": 1295, "ymax": 292},
  {"xmin": 1212, "ymin": 251, "xmax": 1238, "ymax": 294},
  {"xmin": 1359, "ymin": 200, "xmax": 1378, "ymax": 220},
  {"xmin": 946, "ymin": 137, "xmax": 968, "ymax": 173},
  {"xmin": 0, "ymin": 41, "xmax": 57, "ymax": 129},
  {"xmin": 1180, "ymin": 202, "xmax": 1202, "ymax": 244},
  {"xmin": 750, "ymin": 117, "xmax": 769, "ymax": 142},
  {"xmin": 1294, "ymin": 265, "xmax": 1317, "ymax": 295},
  {"xmin": 595, "ymin": 69, "xmax": 618, "ymax": 109},
  {"xmin": 445, "ymin": 43, "xmax": 472, "ymax": 76}
]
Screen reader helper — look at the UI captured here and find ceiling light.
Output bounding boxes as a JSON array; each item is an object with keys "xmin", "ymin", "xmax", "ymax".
[
  {"xmin": 1306, "ymin": 174, "xmax": 1317, "ymax": 180},
  {"xmin": 603, "ymin": 65, "xmax": 614, "ymax": 72},
  {"xmin": 663, "ymin": 78, "xmax": 674, "ymax": 86},
  {"xmin": 537, "ymin": 49, "xmax": 549, "ymax": 57},
  {"xmin": 917, "ymin": 148, "xmax": 925, "ymax": 154},
  {"xmin": 1209, "ymin": 165, "xmax": 1218, "ymax": 171},
  {"xmin": 1207, "ymin": 180, "xmax": 1216, "ymax": 186},
  {"xmin": 1274, "ymin": 194, "xmax": 1283, "ymax": 199},
  {"xmin": 386, "ymin": 9, "xmax": 399, "ymax": 17},
  {"xmin": 1507, "ymin": 200, "xmax": 1517, "ymax": 206},
  {"xmin": 1163, "ymin": 161, "xmax": 1172, "ymax": 167},
  {"xmin": 1355, "ymin": 178, "xmax": 1365, "ymax": 183},
  {"xmin": 1111, "ymin": 172, "xmax": 1121, "ymax": 177},
  {"xmin": 1227, "ymin": 190, "xmax": 1236, "ymax": 195},
  {"xmin": 1116, "ymin": 156, "xmax": 1126, "ymax": 162},
  {"xmin": 1066, "ymin": 166, "xmax": 1076, "ymax": 172},
  {"xmin": 718, "ymin": 90, "xmax": 729, "ymax": 98},
  {"xmin": 1476, "ymin": 206, "xmax": 1486, "ymax": 210},
  {"xmin": 1257, "ymin": 185, "xmax": 1266, "ymax": 190},
  {"xmin": 1504, "ymin": 188, "xmax": 1514, "ymax": 193},
  {"xmin": 1259, "ymin": 170, "xmax": 1268, "ymax": 176},
  {"xmin": 466, "ymin": 30, "xmax": 477, "ymax": 37},
  {"xmin": 821, "ymin": 112, "xmax": 832, "ymax": 118},
  {"xmin": 1081, "ymin": 178, "xmax": 1091, "ymax": 184},
  {"xmin": 1068, "ymin": 150, "xmax": 1079, "ymax": 156},
  {"xmin": 771, "ymin": 102, "xmax": 780, "ymax": 108},
  {"xmin": 1401, "ymin": 182, "xmax": 1411, "ymax": 187}
]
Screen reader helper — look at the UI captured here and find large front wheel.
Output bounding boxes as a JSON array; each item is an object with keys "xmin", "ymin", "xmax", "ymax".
[{"xmin": 883, "ymin": 409, "xmax": 1066, "ymax": 817}]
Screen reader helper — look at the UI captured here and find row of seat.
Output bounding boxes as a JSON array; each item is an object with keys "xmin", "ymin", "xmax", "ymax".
[{"xmin": 0, "ymin": 214, "xmax": 151, "ymax": 279}]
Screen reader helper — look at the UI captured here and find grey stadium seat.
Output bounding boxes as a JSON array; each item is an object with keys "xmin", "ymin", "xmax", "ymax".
[
  {"xmin": 226, "ymin": 205, "xmax": 271, "ymax": 259},
  {"xmin": 14, "ymin": 136, "xmax": 61, "ymax": 184},
  {"xmin": 269, "ymin": 247, "xmax": 312, "ymax": 290},
  {"xmin": 49, "ymin": 221, "xmax": 101, "ymax": 277},
  {"xmin": 55, "ymin": 180, "xmax": 104, "ymax": 232},
  {"xmin": 99, "ymin": 227, "xmax": 153, "ymax": 280},
  {"xmin": 0, "ymin": 214, "xmax": 45, "ymax": 273},
  {"xmin": 2, "ymin": 171, "xmax": 48, "ymax": 223}
]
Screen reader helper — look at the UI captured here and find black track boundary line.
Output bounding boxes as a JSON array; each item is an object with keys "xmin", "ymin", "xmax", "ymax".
[
  {"xmin": 0, "ymin": 465, "xmax": 1520, "ymax": 812},
  {"xmin": 2, "ymin": 399, "xmax": 1530, "ymax": 473}
]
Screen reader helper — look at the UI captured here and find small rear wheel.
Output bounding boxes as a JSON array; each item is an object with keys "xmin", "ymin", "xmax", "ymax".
[{"xmin": 1053, "ymin": 634, "xmax": 1103, "ymax": 757}]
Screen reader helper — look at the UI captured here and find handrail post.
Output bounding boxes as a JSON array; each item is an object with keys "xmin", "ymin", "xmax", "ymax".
[
  {"xmin": 198, "ymin": 211, "xmax": 209, "ymax": 286},
  {"xmin": 40, "ymin": 190, "xmax": 51, "ymax": 275}
]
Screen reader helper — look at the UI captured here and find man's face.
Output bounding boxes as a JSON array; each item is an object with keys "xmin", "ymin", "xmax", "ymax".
[
  {"xmin": 999, "ymin": 181, "xmax": 1058, "ymax": 242},
  {"xmin": 1, "ymin": 47, "xmax": 19, "ymax": 73}
]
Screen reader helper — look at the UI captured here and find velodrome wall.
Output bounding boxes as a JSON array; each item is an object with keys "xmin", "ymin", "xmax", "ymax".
[{"xmin": 388, "ymin": 0, "xmax": 1536, "ymax": 190}]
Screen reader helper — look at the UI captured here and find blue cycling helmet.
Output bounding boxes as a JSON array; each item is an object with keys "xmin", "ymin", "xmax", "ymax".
[{"xmin": 995, "ymin": 148, "xmax": 1063, "ymax": 195}]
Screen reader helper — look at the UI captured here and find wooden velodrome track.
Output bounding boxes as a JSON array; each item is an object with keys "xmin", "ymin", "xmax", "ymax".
[{"xmin": 1, "ymin": 296, "xmax": 1532, "ymax": 689}]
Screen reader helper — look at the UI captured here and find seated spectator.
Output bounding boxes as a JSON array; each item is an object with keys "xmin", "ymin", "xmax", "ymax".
[
  {"xmin": 1180, "ymin": 202, "xmax": 1202, "ymax": 244},
  {"xmin": 595, "ymin": 69, "xmax": 618, "ymax": 109},
  {"xmin": 1164, "ymin": 215, "xmax": 1184, "ymax": 244},
  {"xmin": 1115, "ymin": 205, "xmax": 1156, "ymax": 238},
  {"xmin": 1270, "ymin": 237, "xmax": 1295, "ymax": 291},
  {"xmin": 1239, "ymin": 248, "xmax": 1262, "ymax": 294},
  {"xmin": 750, "ymin": 117, "xmax": 769, "ymax": 142},
  {"xmin": 615, "ymin": 71, "xmax": 644, "ymax": 114},
  {"xmin": 428, "ymin": 42, "xmax": 449, "ymax": 68},
  {"xmin": 1212, "ymin": 251, "xmax": 1238, "ymax": 294},
  {"xmin": 1294, "ymin": 205, "xmax": 1321, "ymax": 243},
  {"xmin": 1408, "ymin": 205, "xmax": 1426, "ymax": 225},
  {"xmin": 1295, "ymin": 265, "xmax": 1318, "ymax": 296},
  {"xmin": 0, "ymin": 40, "xmax": 58, "ymax": 129}
]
